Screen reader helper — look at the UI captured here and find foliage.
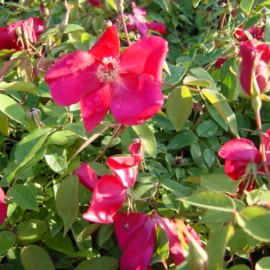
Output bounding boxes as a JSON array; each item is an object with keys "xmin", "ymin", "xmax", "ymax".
[{"xmin": 1, "ymin": 0, "xmax": 270, "ymax": 269}]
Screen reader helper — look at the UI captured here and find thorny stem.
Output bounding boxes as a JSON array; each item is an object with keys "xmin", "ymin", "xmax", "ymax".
[
  {"xmin": 94, "ymin": 124, "xmax": 126, "ymax": 161},
  {"xmin": 119, "ymin": 0, "xmax": 131, "ymax": 46},
  {"xmin": 252, "ymin": 96, "xmax": 270, "ymax": 189}
]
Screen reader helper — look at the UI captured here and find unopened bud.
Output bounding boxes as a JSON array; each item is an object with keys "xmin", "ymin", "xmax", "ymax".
[{"xmin": 25, "ymin": 108, "xmax": 44, "ymax": 130}]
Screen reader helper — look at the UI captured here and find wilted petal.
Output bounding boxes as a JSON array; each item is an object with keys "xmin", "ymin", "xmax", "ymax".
[
  {"xmin": 89, "ymin": 26, "xmax": 120, "ymax": 60},
  {"xmin": 111, "ymin": 74, "xmax": 163, "ymax": 126},
  {"xmin": 0, "ymin": 188, "xmax": 7, "ymax": 224},
  {"xmin": 218, "ymin": 138, "xmax": 258, "ymax": 161},
  {"xmin": 75, "ymin": 163, "xmax": 98, "ymax": 191},
  {"xmin": 83, "ymin": 175, "xmax": 127, "ymax": 223},
  {"xmin": 119, "ymin": 36, "xmax": 168, "ymax": 81},
  {"xmin": 80, "ymin": 84, "xmax": 111, "ymax": 131},
  {"xmin": 45, "ymin": 50, "xmax": 100, "ymax": 106},
  {"xmin": 114, "ymin": 212, "xmax": 156, "ymax": 270}
]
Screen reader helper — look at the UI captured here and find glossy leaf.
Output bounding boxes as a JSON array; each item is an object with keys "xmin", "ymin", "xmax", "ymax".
[
  {"xmin": 256, "ymin": 257, "xmax": 270, "ymax": 270},
  {"xmin": 7, "ymin": 183, "xmax": 38, "ymax": 211},
  {"xmin": 240, "ymin": 0, "xmax": 254, "ymax": 14},
  {"xmin": 201, "ymin": 89, "xmax": 238, "ymax": 137},
  {"xmin": 0, "ymin": 81, "xmax": 37, "ymax": 95},
  {"xmin": 184, "ymin": 75, "xmax": 211, "ymax": 88},
  {"xmin": 75, "ymin": 257, "xmax": 119, "ymax": 270},
  {"xmin": 0, "ymin": 93, "xmax": 28, "ymax": 127},
  {"xmin": 0, "ymin": 231, "xmax": 16, "ymax": 255},
  {"xmin": 181, "ymin": 190, "xmax": 236, "ymax": 212},
  {"xmin": 167, "ymin": 130, "xmax": 197, "ymax": 150},
  {"xmin": 165, "ymin": 65, "xmax": 187, "ymax": 85},
  {"xmin": 206, "ymin": 225, "xmax": 234, "ymax": 270},
  {"xmin": 21, "ymin": 245, "xmax": 54, "ymax": 270},
  {"xmin": 56, "ymin": 176, "xmax": 79, "ymax": 236},
  {"xmin": 133, "ymin": 123, "xmax": 156, "ymax": 157},
  {"xmin": 0, "ymin": 112, "xmax": 9, "ymax": 136},
  {"xmin": 45, "ymin": 145, "xmax": 67, "ymax": 174},
  {"xmin": 166, "ymin": 86, "xmax": 193, "ymax": 131}
]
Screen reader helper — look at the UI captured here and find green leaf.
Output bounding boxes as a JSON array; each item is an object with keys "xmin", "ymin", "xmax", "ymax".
[
  {"xmin": 89, "ymin": 162, "xmax": 112, "ymax": 175},
  {"xmin": 4, "ymin": 128, "xmax": 53, "ymax": 183},
  {"xmin": 196, "ymin": 120, "xmax": 218, "ymax": 137},
  {"xmin": 0, "ymin": 93, "xmax": 28, "ymax": 127},
  {"xmin": 265, "ymin": 16, "xmax": 270, "ymax": 43},
  {"xmin": 190, "ymin": 67, "xmax": 217, "ymax": 90},
  {"xmin": 56, "ymin": 176, "xmax": 79, "ymax": 236},
  {"xmin": 45, "ymin": 145, "xmax": 67, "ymax": 174},
  {"xmin": 201, "ymin": 89, "xmax": 238, "ymax": 137},
  {"xmin": 0, "ymin": 231, "xmax": 16, "ymax": 255},
  {"xmin": 206, "ymin": 225, "xmax": 234, "ymax": 270},
  {"xmin": 106, "ymin": 0, "xmax": 118, "ymax": 11},
  {"xmin": 202, "ymin": 148, "xmax": 215, "ymax": 168},
  {"xmin": 165, "ymin": 65, "xmax": 187, "ymax": 85},
  {"xmin": 151, "ymin": 227, "xmax": 169, "ymax": 264},
  {"xmin": 240, "ymin": 0, "xmax": 254, "ymax": 14},
  {"xmin": 75, "ymin": 257, "xmax": 119, "ymax": 270},
  {"xmin": 0, "ymin": 81, "xmax": 37, "ymax": 95},
  {"xmin": 167, "ymin": 130, "xmax": 197, "ymax": 150},
  {"xmin": 17, "ymin": 219, "xmax": 48, "ymax": 244},
  {"xmin": 200, "ymin": 209, "xmax": 233, "ymax": 224},
  {"xmin": 180, "ymin": 190, "xmax": 236, "ymax": 212},
  {"xmin": 161, "ymin": 179, "xmax": 190, "ymax": 197},
  {"xmin": 44, "ymin": 232, "xmax": 74, "ymax": 254},
  {"xmin": 201, "ymin": 174, "xmax": 239, "ymax": 193},
  {"xmin": 132, "ymin": 124, "xmax": 156, "ymax": 158},
  {"xmin": 166, "ymin": 86, "xmax": 193, "ymax": 131},
  {"xmin": 236, "ymin": 206, "xmax": 270, "ymax": 242},
  {"xmin": 7, "ymin": 183, "xmax": 38, "ymax": 211},
  {"xmin": 20, "ymin": 245, "xmax": 54, "ymax": 270},
  {"xmin": 47, "ymin": 130, "xmax": 77, "ymax": 146},
  {"xmin": 97, "ymin": 224, "xmax": 114, "ymax": 247},
  {"xmin": 184, "ymin": 75, "xmax": 211, "ymax": 88},
  {"xmin": 0, "ymin": 112, "xmax": 9, "ymax": 136},
  {"xmin": 256, "ymin": 257, "xmax": 270, "ymax": 270},
  {"xmin": 229, "ymin": 266, "xmax": 251, "ymax": 270}
]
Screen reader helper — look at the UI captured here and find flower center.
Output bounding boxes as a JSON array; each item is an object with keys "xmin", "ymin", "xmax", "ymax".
[{"xmin": 97, "ymin": 57, "xmax": 120, "ymax": 83}]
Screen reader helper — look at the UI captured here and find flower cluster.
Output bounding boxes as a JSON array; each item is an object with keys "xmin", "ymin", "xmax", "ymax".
[
  {"xmin": 126, "ymin": 2, "xmax": 166, "ymax": 38},
  {"xmin": 0, "ymin": 17, "xmax": 43, "ymax": 51},
  {"xmin": 76, "ymin": 140, "xmax": 201, "ymax": 268},
  {"xmin": 0, "ymin": 188, "xmax": 7, "ymax": 224},
  {"xmin": 218, "ymin": 129, "xmax": 270, "ymax": 193},
  {"xmin": 45, "ymin": 26, "xmax": 168, "ymax": 132}
]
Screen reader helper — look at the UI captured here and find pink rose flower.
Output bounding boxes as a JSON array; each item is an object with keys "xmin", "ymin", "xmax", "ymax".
[
  {"xmin": 234, "ymin": 25, "xmax": 265, "ymax": 42},
  {"xmin": 45, "ymin": 26, "xmax": 167, "ymax": 131}
]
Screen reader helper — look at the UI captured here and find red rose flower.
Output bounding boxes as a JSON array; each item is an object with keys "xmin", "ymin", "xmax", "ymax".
[
  {"xmin": 0, "ymin": 17, "xmax": 43, "ymax": 51},
  {"xmin": 239, "ymin": 40, "xmax": 270, "ymax": 96},
  {"xmin": 76, "ymin": 140, "xmax": 143, "ymax": 223},
  {"xmin": 234, "ymin": 25, "xmax": 264, "ymax": 42},
  {"xmin": 114, "ymin": 212, "xmax": 202, "ymax": 269},
  {"xmin": 88, "ymin": 0, "xmax": 102, "ymax": 6},
  {"xmin": 45, "ymin": 26, "xmax": 167, "ymax": 131}
]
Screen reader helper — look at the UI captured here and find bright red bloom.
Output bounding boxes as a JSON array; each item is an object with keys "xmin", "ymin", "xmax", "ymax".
[
  {"xmin": 0, "ymin": 188, "xmax": 7, "ymax": 224},
  {"xmin": 218, "ymin": 138, "xmax": 261, "ymax": 193},
  {"xmin": 239, "ymin": 40, "xmax": 270, "ymax": 96},
  {"xmin": 234, "ymin": 25, "xmax": 265, "ymax": 42},
  {"xmin": 76, "ymin": 140, "xmax": 143, "ymax": 223},
  {"xmin": 45, "ymin": 26, "xmax": 167, "ymax": 131},
  {"xmin": 0, "ymin": 17, "xmax": 43, "ymax": 51},
  {"xmin": 88, "ymin": 0, "xmax": 102, "ymax": 6},
  {"xmin": 114, "ymin": 212, "xmax": 202, "ymax": 270},
  {"xmin": 126, "ymin": 2, "xmax": 166, "ymax": 38},
  {"xmin": 214, "ymin": 57, "xmax": 227, "ymax": 68}
]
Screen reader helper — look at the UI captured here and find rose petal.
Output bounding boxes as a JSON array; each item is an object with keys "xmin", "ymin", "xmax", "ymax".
[
  {"xmin": 89, "ymin": 26, "xmax": 120, "ymax": 60},
  {"xmin": 0, "ymin": 188, "xmax": 7, "ymax": 224},
  {"xmin": 224, "ymin": 160, "xmax": 248, "ymax": 180},
  {"xmin": 114, "ymin": 212, "xmax": 156, "ymax": 270},
  {"xmin": 111, "ymin": 74, "xmax": 164, "ymax": 125},
  {"xmin": 45, "ymin": 50, "xmax": 101, "ymax": 106},
  {"xmin": 119, "ymin": 36, "xmax": 168, "ymax": 81},
  {"xmin": 80, "ymin": 83, "xmax": 111, "ymax": 131},
  {"xmin": 75, "ymin": 163, "xmax": 98, "ymax": 191},
  {"xmin": 146, "ymin": 22, "xmax": 166, "ymax": 35},
  {"xmin": 218, "ymin": 138, "xmax": 258, "ymax": 161},
  {"xmin": 83, "ymin": 175, "xmax": 127, "ymax": 223}
]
